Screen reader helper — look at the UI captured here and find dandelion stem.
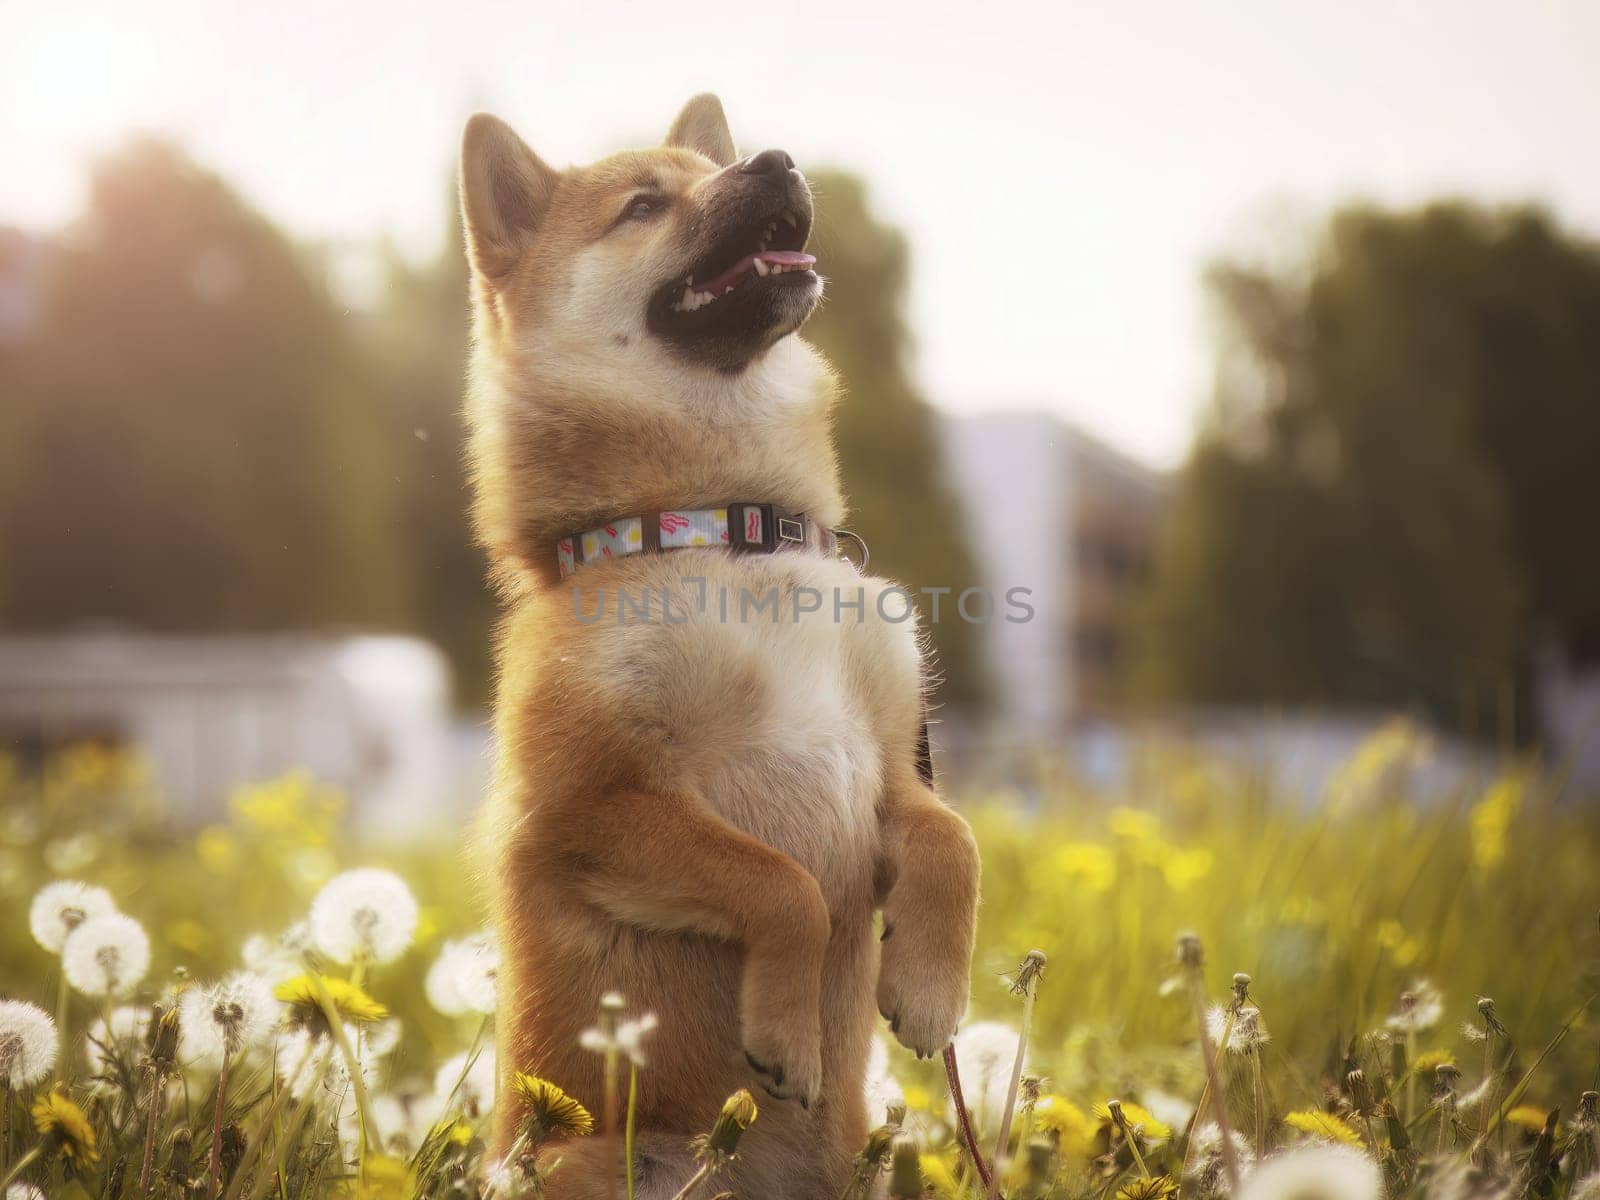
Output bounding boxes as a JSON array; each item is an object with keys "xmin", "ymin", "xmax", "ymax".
[
  {"xmin": 138, "ymin": 1063, "xmax": 165, "ymax": 1196},
  {"xmin": 1404, "ymin": 1029, "xmax": 1417, "ymax": 1125},
  {"xmin": 625, "ymin": 1064, "xmax": 639, "ymax": 1200},
  {"xmin": 305, "ymin": 972, "xmax": 383, "ymax": 1157},
  {"xmin": 0, "ymin": 1144, "xmax": 41, "ymax": 1192},
  {"xmin": 1477, "ymin": 1026, "xmax": 1496, "ymax": 1142},
  {"xmin": 666, "ymin": 1162, "xmax": 711, "ymax": 1200},
  {"xmin": 989, "ymin": 952, "xmax": 1044, "ymax": 1200},
  {"xmin": 1250, "ymin": 1046, "xmax": 1265, "ymax": 1159},
  {"xmin": 1180, "ymin": 993, "xmax": 1242, "ymax": 1190},
  {"xmin": 1111, "ymin": 1104, "xmax": 1152, "ymax": 1180},
  {"xmin": 54, "ymin": 969, "xmax": 69, "ymax": 1081},
  {"xmin": 942, "ymin": 1044, "xmax": 993, "ymax": 1193},
  {"xmin": 206, "ymin": 1046, "xmax": 231, "ymax": 1200},
  {"xmin": 604, "ymin": 1045, "xmax": 620, "ymax": 1200}
]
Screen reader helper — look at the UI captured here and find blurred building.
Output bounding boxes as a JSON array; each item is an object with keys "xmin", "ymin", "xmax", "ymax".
[
  {"xmin": 939, "ymin": 412, "xmax": 1168, "ymax": 737},
  {"xmin": 0, "ymin": 633, "xmax": 467, "ymax": 836}
]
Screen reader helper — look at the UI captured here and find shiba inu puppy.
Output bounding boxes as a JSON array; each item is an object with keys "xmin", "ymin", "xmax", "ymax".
[{"xmin": 459, "ymin": 94, "xmax": 980, "ymax": 1199}]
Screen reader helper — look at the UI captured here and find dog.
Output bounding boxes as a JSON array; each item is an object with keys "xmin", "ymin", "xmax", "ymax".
[{"xmin": 458, "ymin": 94, "xmax": 980, "ymax": 1199}]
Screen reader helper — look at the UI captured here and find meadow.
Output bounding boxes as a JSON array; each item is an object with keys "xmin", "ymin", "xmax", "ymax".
[{"xmin": 1, "ymin": 723, "xmax": 1597, "ymax": 1199}]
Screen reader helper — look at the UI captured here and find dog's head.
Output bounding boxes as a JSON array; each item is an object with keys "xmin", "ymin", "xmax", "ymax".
[{"xmin": 460, "ymin": 95, "xmax": 821, "ymax": 374}]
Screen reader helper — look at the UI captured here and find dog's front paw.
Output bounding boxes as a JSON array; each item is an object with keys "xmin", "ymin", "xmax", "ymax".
[
  {"xmin": 740, "ymin": 1014, "xmax": 822, "ymax": 1109},
  {"xmin": 877, "ymin": 915, "xmax": 969, "ymax": 1059}
]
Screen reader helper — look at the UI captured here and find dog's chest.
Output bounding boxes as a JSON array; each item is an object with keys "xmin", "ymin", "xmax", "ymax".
[{"xmin": 586, "ymin": 555, "xmax": 921, "ymax": 900}]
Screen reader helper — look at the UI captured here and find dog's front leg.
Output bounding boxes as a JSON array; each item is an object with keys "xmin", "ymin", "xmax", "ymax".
[
  {"xmin": 874, "ymin": 765, "xmax": 980, "ymax": 1057},
  {"xmin": 560, "ymin": 788, "xmax": 830, "ymax": 1107}
]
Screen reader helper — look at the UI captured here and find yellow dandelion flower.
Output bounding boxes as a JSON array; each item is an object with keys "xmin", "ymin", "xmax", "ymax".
[
  {"xmin": 32, "ymin": 1089, "xmax": 100, "ymax": 1167},
  {"xmin": 1055, "ymin": 843, "xmax": 1116, "ymax": 893},
  {"xmin": 1092, "ymin": 1101, "xmax": 1172, "ymax": 1142},
  {"xmin": 919, "ymin": 1150, "xmax": 962, "ymax": 1199},
  {"xmin": 195, "ymin": 826, "xmax": 239, "ymax": 873},
  {"xmin": 1117, "ymin": 1176, "xmax": 1178, "ymax": 1200},
  {"xmin": 275, "ymin": 974, "xmax": 388, "ymax": 1026},
  {"xmin": 335, "ymin": 1155, "xmax": 412, "ymax": 1199},
  {"xmin": 1376, "ymin": 919, "xmax": 1422, "ymax": 967},
  {"xmin": 1505, "ymin": 1105, "xmax": 1549, "ymax": 1134},
  {"xmin": 1468, "ymin": 773, "xmax": 1524, "ymax": 872},
  {"xmin": 1283, "ymin": 1109, "xmax": 1363, "ymax": 1146},
  {"xmin": 428, "ymin": 1117, "xmax": 475, "ymax": 1147},
  {"xmin": 1411, "ymin": 1050, "xmax": 1456, "ymax": 1074},
  {"xmin": 1035, "ymin": 1095, "xmax": 1097, "ymax": 1160},
  {"xmin": 1107, "ymin": 807, "xmax": 1162, "ymax": 843},
  {"xmin": 1158, "ymin": 846, "xmax": 1214, "ymax": 892},
  {"xmin": 703, "ymin": 1089, "xmax": 757, "ymax": 1158},
  {"xmin": 512, "ymin": 1073, "xmax": 595, "ymax": 1141}
]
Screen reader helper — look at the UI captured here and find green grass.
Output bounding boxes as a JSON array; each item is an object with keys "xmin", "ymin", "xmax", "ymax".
[{"xmin": 0, "ymin": 726, "xmax": 1597, "ymax": 1199}]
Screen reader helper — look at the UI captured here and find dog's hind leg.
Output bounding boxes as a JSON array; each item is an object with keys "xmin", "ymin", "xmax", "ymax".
[{"xmin": 535, "ymin": 1132, "xmax": 699, "ymax": 1200}]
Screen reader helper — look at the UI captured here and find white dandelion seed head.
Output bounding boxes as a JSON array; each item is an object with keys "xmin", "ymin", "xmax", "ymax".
[
  {"xmin": 180, "ymin": 972, "xmax": 281, "ymax": 1066},
  {"xmin": 1385, "ymin": 981, "xmax": 1445, "ymax": 1034},
  {"xmin": 425, "ymin": 932, "xmax": 499, "ymax": 1017},
  {"xmin": 952, "ymin": 1021, "xmax": 1022, "ymax": 1123},
  {"xmin": 864, "ymin": 1035, "xmax": 905, "ymax": 1119},
  {"xmin": 1570, "ymin": 1175, "xmax": 1600, "ymax": 1200},
  {"xmin": 85, "ymin": 1005, "xmax": 151, "ymax": 1075},
  {"xmin": 8, "ymin": 1184, "xmax": 49, "ymax": 1200},
  {"xmin": 1237, "ymin": 1144, "xmax": 1382, "ymax": 1200},
  {"xmin": 482, "ymin": 1162, "xmax": 517, "ymax": 1197},
  {"xmin": 275, "ymin": 1027, "xmax": 336, "ymax": 1099},
  {"xmin": 0, "ymin": 999, "xmax": 58, "ymax": 1086},
  {"xmin": 309, "ymin": 868, "xmax": 419, "ymax": 965},
  {"xmin": 29, "ymin": 880, "xmax": 116, "ymax": 954},
  {"xmin": 617, "ymin": 1013, "xmax": 658, "ymax": 1068},
  {"xmin": 435, "ymin": 1046, "xmax": 496, "ymax": 1118},
  {"xmin": 359, "ymin": 1017, "xmax": 403, "ymax": 1060},
  {"xmin": 1230, "ymin": 1005, "xmax": 1270, "ymax": 1052},
  {"xmin": 1141, "ymin": 1090, "xmax": 1197, "ymax": 1135},
  {"xmin": 1185, "ymin": 1123, "xmax": 1255, "ymax": 1187},
  {"xmin": 62, "ymin": 911, "xmax": 150, "ymax": 998},
  {"xmin": 370, "ymin": 1086, "xmax": 448, "ymax": 1157},
  {"xmin": 242, "ymin": 922, "xmax": 313, "ymax": 982}
]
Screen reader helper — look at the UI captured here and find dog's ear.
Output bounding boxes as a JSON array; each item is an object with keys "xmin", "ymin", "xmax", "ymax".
[
  {"xmin": 460, "ymin": 113, "xmax": 559, "ymax": 279},
  {"xmin": 664, "ymin": 94, "xmax": 736, "ymax": 167}
]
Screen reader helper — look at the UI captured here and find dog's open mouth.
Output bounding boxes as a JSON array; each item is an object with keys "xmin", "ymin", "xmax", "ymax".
[
  {"xmin": 671, "ymin": 209, "xmax": 816, "ymax": 312},
  {"xmin": 652, "ymin": 206, "xmax": 817, "ymax": 318},
  {"xmin": 646, "ymin": 196, "xmax": 822, "ymax": 366}
]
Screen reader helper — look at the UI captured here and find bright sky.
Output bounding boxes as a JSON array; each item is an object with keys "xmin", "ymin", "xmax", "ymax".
[{"xmin": 6, "ymin": 0, "xmax": 1598, "ymax": 465}]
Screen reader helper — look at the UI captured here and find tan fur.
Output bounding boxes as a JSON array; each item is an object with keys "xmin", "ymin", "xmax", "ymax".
[{"xmin": 460, "ymin": 97, "xmax": 981, "ymax": 1200}]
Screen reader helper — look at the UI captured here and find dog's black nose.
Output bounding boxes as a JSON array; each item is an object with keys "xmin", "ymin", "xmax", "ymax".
[{"xmin": 738, "ymin": 149, "xmax": 796, "ymax": 176}]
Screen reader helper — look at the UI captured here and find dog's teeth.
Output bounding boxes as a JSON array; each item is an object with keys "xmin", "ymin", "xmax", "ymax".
[
  {"xmin": 757, "ymin": 238, "xmax": 768, "ymax": 252},
  {"xmin": 754, "ymin": 258, "xmax": 769, "ymax": 276}
]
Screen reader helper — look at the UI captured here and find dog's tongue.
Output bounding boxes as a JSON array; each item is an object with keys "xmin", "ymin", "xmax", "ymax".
[{"xmin": 701, "ymin": 250, "xmax": 817, "ymax": 295}]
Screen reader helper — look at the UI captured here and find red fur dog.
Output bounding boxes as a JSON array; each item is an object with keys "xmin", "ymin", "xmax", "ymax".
[{"xmin": 459, "ymin": 94, "xmax": 980, "ymax": 1199}]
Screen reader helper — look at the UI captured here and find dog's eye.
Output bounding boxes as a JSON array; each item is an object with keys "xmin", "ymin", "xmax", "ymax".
[{"xmin": 623, "ymin": 195, "xmax": 666, "ymax": 222}]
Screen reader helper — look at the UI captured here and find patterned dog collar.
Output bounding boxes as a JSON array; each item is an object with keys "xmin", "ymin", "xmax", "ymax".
[{"xmin": 557, "ymin": 503, "xmax": 837, "ymax": 580}]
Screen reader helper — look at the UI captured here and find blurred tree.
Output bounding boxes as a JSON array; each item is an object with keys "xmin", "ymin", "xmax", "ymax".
[
  {"xmin": 368, "ymin": 191, "xmax": 496, "ymax": 705},
  {"xmin": 0, "ymin": 141, "xmax": 410, "ymax": 633},
  {"xmin": 0, "ymin": 145, "xmax": 983, "ymax": 717},
  {"xmin": 1136, "ymin": 203, "xmax": 1600, "ymax": 737},
  {"xmin": 805, "ymin": 170, "xmax": 986, "ymax": 711}
]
